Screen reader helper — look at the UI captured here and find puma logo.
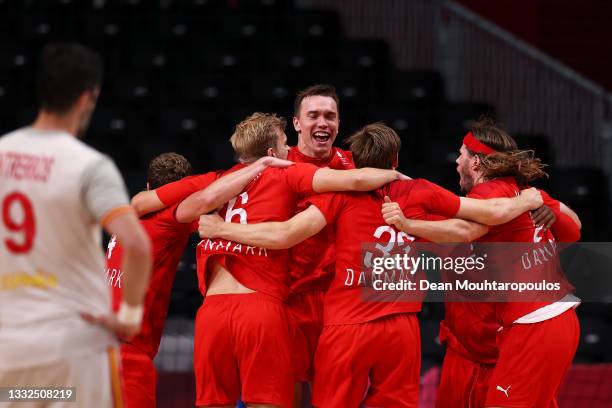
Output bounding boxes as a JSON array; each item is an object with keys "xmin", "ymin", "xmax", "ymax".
[{"xmin": 496, "ymin": 385, "xmax": 511, "ymax": 398}]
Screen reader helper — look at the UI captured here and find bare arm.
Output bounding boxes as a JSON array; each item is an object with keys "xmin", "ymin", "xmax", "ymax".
[
  {"xmin": 381, "ymin": 196, "xmax": 488, "ymax": 242},
  {"xmin": 401, "ymin": 218, "xmax": 488, "ymax": 242},
  {"xmin": 456, "ymin": 187, "xmax": 543, "ymax": 226},
  {"xmin": 312, "ymin": 167, "xmax": 408, "ymax": 193},
  {"xmin": 176, "ymin": 157, "xmax": 292, "ymax": 223},
  {"xmin": 198, "ymin": 205, "xmax": 328, "ymax": 249},
  {"xmin": 104, "ymin": 211, "xmax": 152, "ymax": 307},
  {"xmin": 131, "ymin": 190, "xmax": 162, "ymax": 216},
  {"xmin": 87, "ymin": 210, "xmax": 153, "ymax": 339}
]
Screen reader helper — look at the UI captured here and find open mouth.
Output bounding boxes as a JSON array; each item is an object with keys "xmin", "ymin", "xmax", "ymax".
[{"xmin": 312, "ymin": 131, "xmax": 331, "ymax": 145}]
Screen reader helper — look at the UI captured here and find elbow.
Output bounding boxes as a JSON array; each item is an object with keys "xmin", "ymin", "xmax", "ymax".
[
  {"xmin": 351, "ymin": 173, "xmax": 369, "ymax": 191},
  {"xmin": 130, "ymin": 196, "xmax": 146, "ymax": 217},
  {"xmin": 192, "ymin": 192, "xmax": 218, "ymax": 217},
  {"xmin": 574, "ymin": 217, "xmax": 582, "ymax": 230},
  {"xmin": 268, "ymin": 226, "xmax": 300, "ymax": 250},
  {"xmin": 270, "ymin": 231, "xmax": 294, "ymax": 250},
  {"xmin": 136, "ymin": 235, "xmax": 153, "ymax": 260}
]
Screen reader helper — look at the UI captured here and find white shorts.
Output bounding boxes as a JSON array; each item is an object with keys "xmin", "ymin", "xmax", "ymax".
[{"xmin": 0, "ymin": 346, "xmax": 123, "ymax": 408}]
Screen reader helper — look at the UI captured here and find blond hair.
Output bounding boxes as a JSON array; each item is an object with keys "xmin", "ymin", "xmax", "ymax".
[{"xmin": 230, "ymin": 112, "xmax": 287, "ymax": 162}]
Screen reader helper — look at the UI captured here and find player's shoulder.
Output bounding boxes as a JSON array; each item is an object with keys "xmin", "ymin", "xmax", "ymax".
[
  {"xmin": 385, "ymin": 178, "xmax": 443, "ymax": 204},
  {"xmin": 287, "ymin": 146, "xmax": 298, "ymax": 161},
  {"xmin": 141, "ymin": 205, "xmax": 177, "ymax": 228},
  {"xmin": 0, "ymin": 127, "xmax": 26, "ymax": 144},
  {"xmin": 272, "ymin": 162, "xmax": 316, "ymax": 174},
  {"xmin": 470, "ymin": 177, "xmax": 518, "ymax": 198},
  {"xmin": 63, "ymin": 134, "xmax": 106, "ymax": 161},
  {"xmin": 387, "ymin": 177, "xmax": 428, "ymax": 194},
  {"xmin": 1, "ymin": 127, "xmax": 106, "ymax": 164},
  {"xmin": 331, "ymin": 146, "xmax": 353, "ymax": 160}
]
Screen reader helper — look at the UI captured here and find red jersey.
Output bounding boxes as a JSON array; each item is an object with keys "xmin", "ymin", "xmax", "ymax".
[
  {"xmin": 105, "ymin": 172, "xmax": 219, "ymax": 358},
  {"xmin": 196, "ymin": 162, "xmax": 318, "ymax": 300},
  {"xmin": 156, "ymin": 172, "xmax": 223, "ymax": 206},
  {"xmin": 442, "ymin": 179, "xmax": 580, "ymax": 363},
  {"xmin": 287, "ymin": 146, "xmax": 355, "ymax": 293},
  {"xmin": 471, "ymin": 177, "xmax": 569, "ymax": 325},
  {"xmin": 308, "ymin": 178, "xmax": 460, "ymax": 325}
]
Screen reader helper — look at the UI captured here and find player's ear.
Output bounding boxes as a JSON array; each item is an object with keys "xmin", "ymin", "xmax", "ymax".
[
  {"xmin": 74, "ymin": 91, "xmax": 91, "ymax": 112},
  {"xmin": 293, "ymin": 116, "xmax": 301, "ymax": 133},
  {"xmin": 471, "ymin": 154, "xmax": 481, "ymax": 171},
  {"xmin": 267, "ymin": 147, "xmax": 277, "ymax": 157},
  {"xmin": 146, "ymin": 182, "xmax": 150, "ymax": 191},
  {"xmin": 392, "ymin": 154, "xmax": 399, "ymax": 169}
]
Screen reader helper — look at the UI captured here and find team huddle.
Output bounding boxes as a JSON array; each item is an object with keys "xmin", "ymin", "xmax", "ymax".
[{"xmin": 0, "ymin": 43, "xmax": 582, "ymax": 408}]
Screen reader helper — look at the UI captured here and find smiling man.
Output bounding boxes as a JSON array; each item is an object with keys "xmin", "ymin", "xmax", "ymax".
[{"xmin": 286, "ymin": 85, "xmax": 355, "ymax": 395}]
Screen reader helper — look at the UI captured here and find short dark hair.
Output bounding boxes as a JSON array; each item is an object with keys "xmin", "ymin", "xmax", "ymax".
[
  {"xmin": 147, "ymin": 153, "xmax": 193, "ymax": 190},
  {"xmin": 294, "ymin": 84, "xmax": 340, "ymax": 117},
  {"xmin": 346, "ymin": 122, "xmax": 401, "ymax": 169},
  {"xmin": 37, "ymin": 43, "xmax": 103, "ymax": 114}
]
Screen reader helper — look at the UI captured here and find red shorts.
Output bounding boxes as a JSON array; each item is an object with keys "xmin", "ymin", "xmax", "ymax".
[
  {"xmin": 436, "ymin": 347, "xmax": 494, "ymax": 408},
  {"xmin": 312, "ymin": 313, "xmax": 420, "ymax": 408},
  {"xmin": 193, "ymin": 292, "xmax": 293, "ymax": 408},
  {"xmin": 485, "ymin": 308, "xmax": 579, "ymax": 408},
  {"xmin": 120, "ymin": 343, "xmax": 157, "ymax": 408},
  {"xmin": 287, "ymin": 289, "xmax": 325, "ymax": 382}
]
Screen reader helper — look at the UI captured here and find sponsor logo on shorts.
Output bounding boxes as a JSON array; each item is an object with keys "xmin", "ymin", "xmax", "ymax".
[{"xmin": 496, "ymin": 385, "xmax": 511, "ymax": 398}]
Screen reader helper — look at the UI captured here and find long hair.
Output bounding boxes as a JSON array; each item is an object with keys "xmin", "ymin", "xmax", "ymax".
[{"xmin": 469, "ymin": 117, "xmax": 548, "ymax": 186}]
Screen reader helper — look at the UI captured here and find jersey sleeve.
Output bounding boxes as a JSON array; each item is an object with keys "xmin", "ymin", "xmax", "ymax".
[
  {"xmin": 81, "ymin": 155, "xmax": 131, "ymax": 225},
  {"xmin": 156, "ymin": 171, "xmax": 221, "ymax": 206},
  {"xmin": 540, "ymin": 189, "xmax": 581, "ymax": 242},
  {"xmin": 305, "ymin": 192, "xmax": 344, "ymax": 224},
  {"xmin": 284, "ymin": 163, "xmax": 318, "ymax": 195},
  {"xmin": 416, "ymin": 179, "xmax": 461, "ymax": 218},
  {"xmin": 150, "ymin": 202, "xmax": 195, "ymax": 232}
]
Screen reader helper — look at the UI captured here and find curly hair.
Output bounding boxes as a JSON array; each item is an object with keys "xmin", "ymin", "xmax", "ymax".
[{"xmin": 147, "ymin": 152, "xmax": 192, "ymax": 189}]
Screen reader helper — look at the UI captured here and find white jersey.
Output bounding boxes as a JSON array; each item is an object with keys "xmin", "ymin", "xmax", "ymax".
[{"xmin": 0, "ymin": 127, "xmax": 130, "ymax": 369}]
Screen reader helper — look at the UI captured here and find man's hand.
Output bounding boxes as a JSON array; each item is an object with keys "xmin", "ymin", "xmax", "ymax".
[
  {"xmin": 199, "ymin": 213, "xmax": 225, "ymax": 238},
  {"xmin": 531, "ymin": 205, "xmax": 556, "ymax": 228},
  {"xmin": 259, "ymin": 157, "xmax": 293, "ymax": 168},
  {"xmin": 81, "ymin": 313, "xmax": 139, "ymax": 342},
  {"xmin": 381, "ymin": 196, "xmax": 408, "ymax": 229},
  {"xmin": 519, "ymin": 187, "xmax": 543, "ymax": 210}
]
